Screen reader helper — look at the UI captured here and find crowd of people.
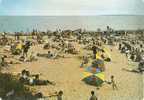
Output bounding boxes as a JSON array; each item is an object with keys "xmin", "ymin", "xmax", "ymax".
[
  {"xmin": 0, "ymin": 27, "xmax": 143, "ymax": 99},
  {"xmin": 118, "ymin": 35, "xmax": 144, "ymax": 73}
]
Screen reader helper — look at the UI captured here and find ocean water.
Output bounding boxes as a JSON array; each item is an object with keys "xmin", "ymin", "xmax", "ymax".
[{"xmin": 0, "ymin": 16, "xmax": 144, "ymax": 32}]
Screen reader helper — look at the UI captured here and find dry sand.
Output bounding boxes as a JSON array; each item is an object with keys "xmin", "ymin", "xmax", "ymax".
[{"xmin": 2, "ymin": 44, "xmax": 143, "ymax": 100}]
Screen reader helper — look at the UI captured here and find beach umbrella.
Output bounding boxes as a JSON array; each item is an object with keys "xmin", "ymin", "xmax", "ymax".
[
  {"xmin": 91, "ymin": 59, "xmax": 105, "ymax": 69},
  {"xmin": 92, "ymin": 59, "xmax": 104, "ymax": 65},
  {"xmin": 85, "ymin": 66, "xmax": 101, "ymax": 74},
  {"xmin": 82, "ymin": 59, "xmax": 105, "ymax": 72},
  {"xmin": 16, "ymin": 43, "xmax": 23, "ymax": 50},
  {"xmin": 82, "ymin": 72, "xmax": 104, "ymax": 86},
  {"xmin": 96, "ymin": 47, "xmax": 111, "ymax": 61},
  {"xmin": 102, "ymin": 47, "xmax": 111, "ymax": 59},
  {"xmin": 96, "ymin": 53, "xmax": 103, "ymax": 60}
]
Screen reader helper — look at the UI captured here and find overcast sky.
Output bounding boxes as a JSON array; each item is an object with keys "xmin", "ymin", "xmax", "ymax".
[{"xmin": 0, "ymin": 0, "xmax": 144, "ymax": 15}]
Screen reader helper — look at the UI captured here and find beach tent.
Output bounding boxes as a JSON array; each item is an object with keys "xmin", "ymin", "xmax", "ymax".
[{"xmin": 82, "ymin": 72, "xmax": 104, "ymax": 86}]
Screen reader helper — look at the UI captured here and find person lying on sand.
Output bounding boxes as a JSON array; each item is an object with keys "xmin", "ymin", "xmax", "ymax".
[
  {"xmin": 26, "ymin": 51, "xmax": 38, "ymax": 62},
  {"xmin": 49, "ymin": 91, "xmax": 63, "ymax": 100},
  {"xmin": 19, "ymin": 70, "xmax": 56, "ymax": 86},
  {"xmin": 37, "ymin": 51, "xmax": 54, "ymax": 59},
  {"xmin": 32, "ymin": 75, "xmax": 56, "ymax": 86},
  {"xmin": 7, "ymin": 60, "xmax": 21, "ymax": 65},
  {"xmin": 19, "ymin": 55, "xmax": 26, "ymax": 62},
  {"xmin": 47, "ymin": 51, "xmax": 54, "ymax": 58},
  {"xmin": 35, "ymin": 90, "xmax": 63, "ymax": 100},
  {"xmin": 43, "ymin": 42, "xmax": 51, "ymax": 49},
  {"xmin": 122, "ymin": 68, "xmax": 141, "ymax": 73},
  {"xmin": 19, "ymin": 69, "xmax": 30, "ymax": 84},
  {"xmin": 122, "ymin": 61, "xmax": 144, "ymax": 74}
]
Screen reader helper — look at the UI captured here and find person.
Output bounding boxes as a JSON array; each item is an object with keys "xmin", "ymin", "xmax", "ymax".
[
  {"xmin": 140, "ymin": 44, "xmax": 143, "ymax": 48},
  {"xmin": 23, "ymin": 41, "xmax": 31, "ymax": 57},
  {"xmin": 80, "ymin": 55, "xmax": 89, "ymax": 67},
  {"xmin": 0, "ymin": 56, "xmax": 6, "ymax": 67},
  {"xmin": 47, "ymin": 51, "xmax": 53, "ymax": 58},
  {"xmin": 35, "ymin": 92, "xmax": 44, "ymax": 100},
  {"xmin": 118, "ymin": 43, "xmax": 121, "ymax": 50},
  {"xmin": 34, "ymin": 75, "xmax": 40, "ymax": 85},
  {"xmin": 138, "ymin": 61, "xmax": 144, "ymax": 73},
  {"xmin": 57, "ymin": 90, "xmax": 63, "ymax": 100},
  {"xmin": 19, "ymin": 69, "xmax": 30, "ymax": 84},
  {"xmin": 33, "ymin": 74, "xmax": 55, "ymax": 86},
  {"xmin": 29, "ymin": 51, "xmax": 37, "ymax": 61},
  {"xmin": 92, "ymin": 44, "xmax": 97, "ymax": 59},
  {"xmin": 19, "ymin": 55, "xmax": 25, "ymax": 62},
  {"xmin": 96, "ymin": 66, "xmax": 101, "ymax": 73},
  {"xmin": 89, "ymin": 91, "xmax": 98, "ymax": 100},
  {"xmin": 110, "ymin": 75, "xmax": 118, "ymax": 90},
  {"xmin": 125, "ymin": 49, "xmax": 129, "ymax": 57},
  {"xmin": 130, "ymin": 53, "xmax": 135, "ymax": 61}
]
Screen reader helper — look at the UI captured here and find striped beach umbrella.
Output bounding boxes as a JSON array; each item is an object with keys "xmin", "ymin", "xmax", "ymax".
[{"xmin": 82, "ymin": 72, "xmax": 105, "ymax": 86}]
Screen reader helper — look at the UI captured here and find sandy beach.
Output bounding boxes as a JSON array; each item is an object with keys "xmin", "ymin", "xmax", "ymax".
[
  {"xmin": 0, "ymin": 1, "xmax": 144, "ymax": 99},
  {"xmin": 1, "ymin": 42, "xmax": 143, "ymax": 100}
]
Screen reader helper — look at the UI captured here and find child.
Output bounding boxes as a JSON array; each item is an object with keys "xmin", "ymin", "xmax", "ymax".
[
  {"xmin": 57, "ymin": 91, "xmax": 63, "ymax": 100},
  {"xmin": 110, "ymin": 75, "xmax": 118, "ymax": 90},
  {"xmin": 89, "ymin": 91, "xmax": 98, "ymax": 100}
]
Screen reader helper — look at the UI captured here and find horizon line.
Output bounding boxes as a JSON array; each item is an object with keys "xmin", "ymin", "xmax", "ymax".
[{"xmin": 0, "ymin": 14, "xmax": 144, "ymax": 16}]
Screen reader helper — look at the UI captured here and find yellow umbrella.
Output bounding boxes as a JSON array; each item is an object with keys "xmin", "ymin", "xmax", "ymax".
[
  {"xmin": 82, "ymin": 72, "xmax": 93, "ymax": 78},
  {"xmin": 82, "ymin": 72, "xmax": 105, "ymax": 86},
  {"xmin": 96, "ymin": 52, "xmax": 103, "ymax": 60},
  {"xmin": 95, "ymin": 72, "xmax": 105, "ymax": 81},
  {"xmin": 103, "ymin": 47, "xmax": 111, "ymax": 59},
  {"xmin": 16, "ymin": 43, "xmax": 23, "ymax": 50},
  {"xmin": 82, "ymin": 72, "xmax": 105, "ymax": 81}
]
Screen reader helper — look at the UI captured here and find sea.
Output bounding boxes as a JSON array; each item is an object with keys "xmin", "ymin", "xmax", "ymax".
[{"xmin": 0, "ymin": 16, "xmax": 144, "ymax": 32}]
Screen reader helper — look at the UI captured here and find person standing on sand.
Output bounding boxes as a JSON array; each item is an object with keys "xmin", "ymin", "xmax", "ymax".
[
  {"xmin": 110, "ymin": 75, "xmax": 118, "ymax": 90},
  {"xmin": 89, "ymin": 91, "xmax": 98, "ymax": 100},
  {"xmin": 57, "ymin": 91, "xmax": 63, "ymax": 100},
  {"xmin": 119, "ymin": 43, "xmax": 122, "ymax": 50},
  {"xmin": 92, "ymin": 44, "xmax": 97, "ymax": 59},
  {"xmin": 80, "ymin": 55, "xmax": 89, "ymax": 67},
  {"xmin": 23, "ymin": 41, "xmax": 31, "ymax": 57}
]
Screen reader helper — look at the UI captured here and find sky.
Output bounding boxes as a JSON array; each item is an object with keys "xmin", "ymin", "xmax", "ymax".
[{"xmin": 0, "ymin": 0, "xmax": 144, "ymax": 15}]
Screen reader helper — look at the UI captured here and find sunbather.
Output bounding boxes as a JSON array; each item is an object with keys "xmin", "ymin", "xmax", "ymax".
[
  {"xmin": 19, "ymin": 69, "xmax": 30, "ymax": 84},
  {"xmin": 33, "ymin": 75, "xmax": 55, "ymax": 86}
]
